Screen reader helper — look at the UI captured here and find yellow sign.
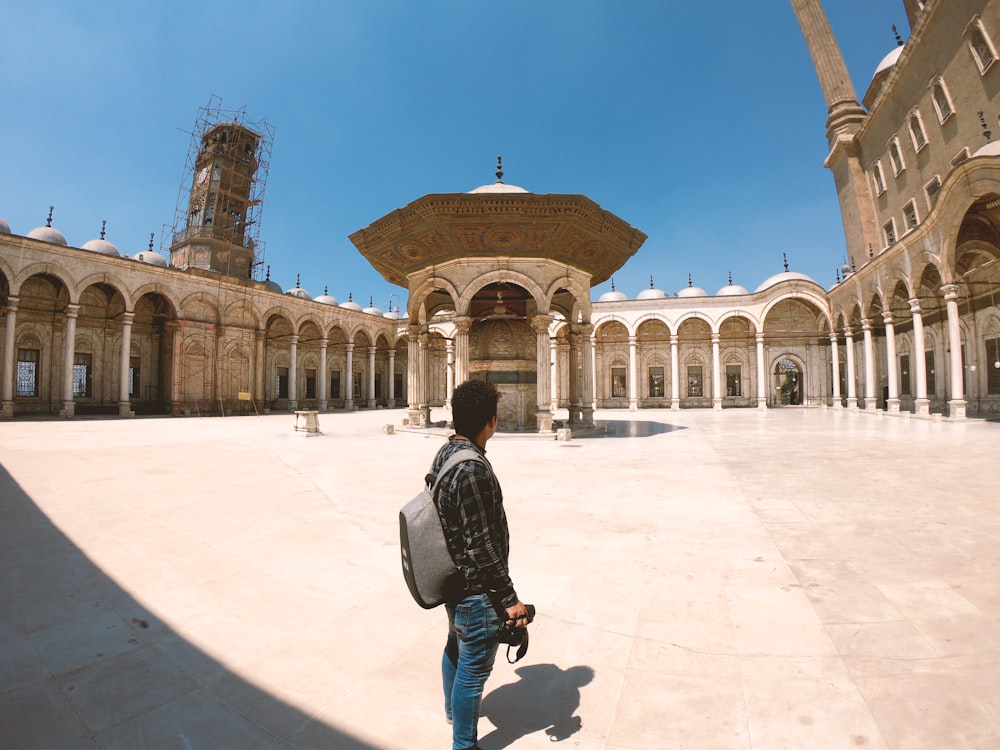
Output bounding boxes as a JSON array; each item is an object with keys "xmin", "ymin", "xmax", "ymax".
[{"xmin": 238, "ymin": 391, "xmax": 252, "ymax": 401}]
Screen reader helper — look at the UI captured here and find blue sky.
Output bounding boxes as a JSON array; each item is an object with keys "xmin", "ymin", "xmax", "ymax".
[{"xmin": 1, "ymin": 1, "xmax": 908, "ymax": 308}]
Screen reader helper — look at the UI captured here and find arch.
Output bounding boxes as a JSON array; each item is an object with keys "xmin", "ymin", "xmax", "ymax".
[
  {"xmin": 71, "ymin": 273, "xmax": 129, "ymax": 307},
  {"xmin": 760, "ymin": 292, "xmax": 831, "ymax": 331},
  {"xmin": 717, "ymin": 308, "xmax": 761, "ymax": 334},
  {"xmin": 593, "ymin": 317, "xmax": 630, "ymax": 337},
  {"xmin": 455, "ymin": 271, "xmax": 548, "ymax": 317},
  {"xmin": 222, "ymin": 299, "xmax": 260, "ymax": 330},
  {"xmin": 13, "ymin": 263, "xmax": 74, "ymax": 300},
  {"xmin": 408, "ymin": 277, "xmax": 461, "ymax": 321},
  {"xmin": 178, "ymin": 292, "xmax": 220, "ymax": 324},
  {"xmin": 632, "ymin": 313, "xmax": 673, "ymax": 337},
  {"xmin": 771, "ymin": 353, "xmax": 806, "ymax": 406},
  {"xmin": 130, "ymin": 284, "xmax": 180, "ymax": 317}
]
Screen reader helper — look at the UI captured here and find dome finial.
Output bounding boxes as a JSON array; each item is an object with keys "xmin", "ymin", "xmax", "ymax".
[
  {"xmin": 295, "ymin": 273, "xmax": 301, "ymax": 289},
  {"xmin": 348, "ymin": 292, "xmax": 353, "ymax": 302},
  {"xmin": 495, "ymin": 155, "xmax": 504, "ymax": 183},
  {"xmin": 324, "ymin": 285, "xmax": 329, "ymax": 295},
  {"xmin": 892, "ymin": 24, "xmax": 904, "ymax": 47},
  {"xmin": 369, "ymin": 295, "xmax": 374, "ymax": 307},
  {"xmin": 783, "ymin": 252, "xmax": 789, "ymax": 272},
  {"xmin": 46, "ymin": 206, "xmax": 54, "ymax": 227},
  {"xmin": 148, "ymin": 232, "xmax": 155, "ymax": 252},
  {"xmin": 649, "ymin": 274, "xmax": 655, "ymax": 289},
  {"xmin": 99, "ymin": 219, "xmax": 107, "ymax": 240},
  {"xmin": 687, "ymin": 273, "xmax": 693, "ymax": 288},
  {"xmin": 610, "ymin": 277, "xmax": 616, "ymax": 291},
  {"xmin": 265, "ymin": 265, "xmax": 272, "ymax": 281},
  {"xmin": 728, "ymin": 270, "xmax": 733, "ymax": 285},
  {"xmin": 979, "ymin": 110, "xmax": 993, "ymax": 142},
  {"xmin": 836, "ymin": 267, "xmax": 842, "ymax": 283}
]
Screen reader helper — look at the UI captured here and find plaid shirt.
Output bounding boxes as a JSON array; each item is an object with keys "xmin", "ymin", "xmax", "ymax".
[{"xmin": 427, "ymin": 435, "xmax": 518, "ymax": 610}]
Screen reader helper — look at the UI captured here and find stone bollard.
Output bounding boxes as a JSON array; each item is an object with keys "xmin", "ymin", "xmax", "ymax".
[
  {"xmin": 294, "ymin": 410, "xmax": 321, "ymax": 435},
  {"xmin": 382, "ymin": 424, "xmax": 395, "ymax": 435},
  {"xmin": 556, "ymin": 428, "xmax": 572, "ymax": 441}
]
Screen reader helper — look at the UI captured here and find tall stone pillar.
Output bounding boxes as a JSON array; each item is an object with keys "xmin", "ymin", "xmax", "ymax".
[
  {"xmin": 452, "ymin": 317, "xmax": 471, "ymax": 387},
  {"xmin": 711, "ymin": 332, "xmax": 722, "ymax": 410},
  {"xmin": 2, "ymin": 297, "xmax": 19, "ymax": 418},
  {"xmin": 581, "ymin": 325, "xmax": 595, "ymax": 427},
  {"xmin": 844, "ymin": 327, "xmax": 857, "ymax": 410},
  {"xmin": 909, "ymin": 298, "xmax": 929, "ymax": 414},
  {"xmin": 255, "ymin": 329, "xmax": 265, "ymax": 406},
  {"xmin": 568, "ymin": 329, "xmax": 581, "ymax": 424},
  {"xmin": 444, "ymin": 340, "xmax": 454, "ymax": 408},
  {"xmin": 288, "ymin": 334, "xmax": 299, "ymax": 411},
  {"xmin": 756, "ymin": 333, "xmax": 768, "ymax": 410},
  {"xmin": 670, "ymin": 334, "xmax": 680, "ymax": 411},
  {"xmin": 168, "ymin": 321, "xmax": 182, "ymax": 415},
  {"xmin": 627, "ymin": 335, "xmax": 638, "ymax": 410},
  {"xmin": 344, "ymin": 342, "xmax": 354, "ymax": 410},
  {"xmin": 550, "ymin": 338, "xmax": 559, "ymax": 412},
  {"xmin": 118, "ymin": 312, "xmax": 135, "ymax": 417},
  {"xmin": 532, "ymin": 315, "xmax": 554, "ymax": 432},
  {"xmin": 61, "ymin": 304, "xmax": 80, "ymax": 418},
  {"xmin": 367, "ymin": 345, "xmax": 377, "ymax": 409},
  {"xmin": 318, "ymin": 338, "xmax": 328, "ymax": 411},
  {"xmin": 406, "ymin": 325, "xmax": 420, "ymax": 424},
  {"xmin": 883, "ymin": 311, "xmax": 899, "ymax": 412},
  {"xmin": 942, "ymin": 284, "xmax": 966, "ymax": 418},
  {"xmin": 861, "ymin": 319, "xmax": 877, "ymax": 410},
  {"xmin": 419, "ymin": 330, "xmax": 431, "ymax": 425},
  {"xmin": 829, "ymin": 332, "xmax": 842, "ymax": 408},
  {"xmin": 388, "ymin": 347, "xmax": 396, "ymax": 407}
]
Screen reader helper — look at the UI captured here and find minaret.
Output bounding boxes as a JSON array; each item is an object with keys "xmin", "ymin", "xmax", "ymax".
[{"xmin": 789, "ymin": 0, "xmax": 878, "ymax": 263}]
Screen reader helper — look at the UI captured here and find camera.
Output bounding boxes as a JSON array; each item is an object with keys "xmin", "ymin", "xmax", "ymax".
[{"xmin": 497, "ymin": 604, "xmax": 535, "ymax": 646}]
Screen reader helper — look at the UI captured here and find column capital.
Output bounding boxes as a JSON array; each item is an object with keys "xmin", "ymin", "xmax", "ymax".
[
  {"xmin": 860, "ymin": 318, "xmax": 873, "ymax": 331},
  {"xmin": 572, "ymin": 322, "xmax": 594, "ymax": 336},
  {"xmin": 843, "ymin": 326, "xmax": 854, "ymax": 337},
  {"xmin": 670, "ymin": 334, "xmax": 679, "ymax": 345},
  {"xmin": 908, "ymin": 297, "xmax": 922, "ymax": 314},
  {"xmin": 711, "ymin": 332, "xmax": 721, "ymax": 344},
  {"xmin": 407, "ymin": 323, "xmax": 422, "ymax": 336},
  {"xmin": 290, "ymin": 334, "xmax": 300, "ymax": 345},
  {"xmin": 940, "ymin": 283, "xmax": 960, "ymax": 301},
  {"xmin": 319, "ymin": 337, "xmax": 328, "ymax": 349},
  {"xmin": 368, "ymin": 345, "xmax": 377, "ymax": 355},
  {"xmin": 531, "ymin": 314, "xmax": 554, "ymax": 333},
  {"xmin": 63, "ymin": 303, "xmax": 81, "ymax": 318},
  {"xmin": 828, "ymin": 331, "xmax": 838, "ymax": 342},
  {"xmin": 452, "ymin": 316, "xmax": 473, "ymax": 334},
  {"xmin": 756, "ymin": 332, "xmax": 766, "ymax": 344},
  {"xmin": 882, "ymin": 310, "xmax": 894, "ymax": 326},
  {"xmin": 345, "ymin": 341, "xmax": 354, "ymax": 351},
  {"xmin": 122, "ymin": 311, "xmax": 136, "ymax": 325},
  {"xmin": 5, "ymin": 295, "xmax": 19, "ymax": 312}
]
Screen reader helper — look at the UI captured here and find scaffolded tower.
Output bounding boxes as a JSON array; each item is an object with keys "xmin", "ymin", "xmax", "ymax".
[{"xmin": 166, "ymin": 95, "xmax": 275, "ymax": 280}]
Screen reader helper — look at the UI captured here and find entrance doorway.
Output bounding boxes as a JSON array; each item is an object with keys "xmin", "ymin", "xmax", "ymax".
[{"xmin": 773, "ymin": 357, "xmax": 802, "ymax": 405}]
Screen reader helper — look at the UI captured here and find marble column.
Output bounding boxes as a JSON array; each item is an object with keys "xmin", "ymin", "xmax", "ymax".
[
  {"xmin": 418, "ymin": 330, "xmax": 431, "ymax": 425},
  {"xmin": 2, "ymin": 297, "xmax": 19, "ymax": 418},
  {"xmin": 844, "ymin": 326, "xmax": 858, "ymax": 410},
  {"xmin": 288, "ymin": 334, "xmax": 299, "ymax": 411},
  {"xmin": 118, "ymin": 312, "xmax": 135, "ymax": 417},
  {"xmin": 756, "ymin": 333, "xmax": 768, "ymax": 410},
  {"xmin": 829, "ymin": 332, "xmax": 842, "ymax": 408},
  {"xmin": 909, "ymin": 298, "xmax": 929, "ymax": 415},
  {"xmin": 255, "ymin": 329, "xmax": 265, "ymax": 407},
  {"xmin": 670, "ymin": 334, "xmax": 680, "ymax": 411},
  {"xmin": 532, "ymin": 315, "xmax": 554, "ymax": 432},
  {"xmin": 883, "ymin": 311, "xmax": 900, "ymax": 412},
  {"xmin": 406, "ymin": 325, "xmax": 420, "ymax": 424},
  {"xmin": 344, "ymin": 342, "xmax": 354, "ymax": 410},
  {"xmin": 711, "ymin": 332, "xmax": 722, "ymax": 410},
  {"xmin": 444, "ymin": 340, "xmax": 454, "ymax": 408},
  {"xmin": 452, "ymin": 317, "xmax": 471, "ymax": 387},
  {"xmin": 388, "ymin": 347, "xmax": 395, "ymax": 407},
  {"xmin": 366, "ymin": 345, "xmax": 376, "ymax": 409},
  {"xmin": 861, "ymin": 318, "xmax": 877, "ymax": 410},
  {"xmin": 550, "ymin": 338, "xmax": 559, "ymax": 412},
  {"xmin": 628, "ymin": 335, "xmax": 639, "ymax": 411},
  {"xmin": 942, "ymin": 284, "xmax": 966, "ymax": 418},
  {"xmin": 318, "ymin": 338, "xmax": 328, "ymax": 411},
  {"xmin": 168, "ymin": 322, "xmax": 182, "ymax": 415},
  {"xmin": 582, "ymin": 327, "xmax": 595, "ymax": 426},
  {"xmin": 568, "ymin": 330, "xmax": 581, "ymax": 424},
  {"xmin": 61, "ymin": 304, "xmax": 80, "ymax": 417}
]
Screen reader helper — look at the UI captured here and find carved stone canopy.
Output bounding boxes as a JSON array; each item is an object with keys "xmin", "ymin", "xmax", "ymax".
[{"xmin": 349, "ymin": 192, "xmax": 647, "ymax": 288}]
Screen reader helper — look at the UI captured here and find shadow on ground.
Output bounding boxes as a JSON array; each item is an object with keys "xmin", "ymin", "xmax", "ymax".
[
  {"xmin": 0, "ymin": 463, "xmax": 377, "ymax": 750},
  {"xmin": 477, "ymin": 663, "xmax": 595, "ymax": 748},
  {"xmin": 592, "ymin": 420, "xmax": 686, "ymax": 438}
]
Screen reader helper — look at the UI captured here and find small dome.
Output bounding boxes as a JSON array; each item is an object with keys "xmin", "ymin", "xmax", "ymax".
[
  {"xmin": 82, "ymin": 238, "xmax": 120, "ymax": 257},
  {"xmin": 287, "ymin": 287, "xmax": 311, "ymax": 300},
  {"xmin": 873, "ymin": 46, "xmax": 903, "ymax": 79},
  {"xmin": 716, "ymin": 283, "xmax": 748, "ymax": 296},
  {"xmin": 598, "ymin": 289, "xmax": 628, "ymax": 302},
  {"xmin": 754, "ymin": 271, "xmax": 818, "ymax": 293},
  {"xmin": 340, "ymin": 293, "xmax": 363, "ymax": 311},
  {"xmin": 469, "ymin": 156, "xmax": 529, "ymax": 194},
  {"xmin": 636, "ymin": 287, "xmax": 667, "ymax": 300},
  {"xmin": 677, "ymin": 285, "xmax": 708, "ymax": 298},
  {"xmin": 134, "ymin": 250, "xmax": 167, "ymax": 267},
  {"xmin": 0, "ymin": 217, "xmax": 11, "ymax": 234},
  {"xmin": 384, "ymin": 309, "xmax": 400, "ymax": 320},
  {"xmin": 27, "ymin": 226, "xmax": 68, "ymax": 245},
  {"xmin": 362, "ymin": 296, "xmax": 383, "ymax": 316},
  {"xmin": 264, "ymin": 279, "xmax": 282, "ymax": 293},
  {"xmin": 314, "ymin": 286, "xmax": 338, "ymax": 305},
  {"xmin": 974, "ymin": 141, "xmax": 1000, "ymax": 158}
]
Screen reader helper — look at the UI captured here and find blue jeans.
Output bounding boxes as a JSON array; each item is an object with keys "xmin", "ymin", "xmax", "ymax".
[{"xmin": 443, "ymin": 593, "xmax": 501, "ymax": 750}]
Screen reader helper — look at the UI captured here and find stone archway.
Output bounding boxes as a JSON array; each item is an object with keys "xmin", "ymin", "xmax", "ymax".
[{"xmin": 773, "ymin": 356, "xmax": 803, "ymax": 405}]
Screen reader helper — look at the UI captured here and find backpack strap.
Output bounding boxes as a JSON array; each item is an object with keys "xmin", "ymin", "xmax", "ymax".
[{"xmin": 429, "ymin": 448, "xmax": 483, "ymax": 495}]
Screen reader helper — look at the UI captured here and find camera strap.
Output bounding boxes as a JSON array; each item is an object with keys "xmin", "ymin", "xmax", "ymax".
[{"xmin": 504, "ymin": 628, "xmax": 529, "ymax": 663}]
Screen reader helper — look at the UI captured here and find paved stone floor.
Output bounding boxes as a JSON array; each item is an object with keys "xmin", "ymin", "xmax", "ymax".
[{"xmin": 2, "ymin": 407, "xmax": 1000, "ymax": 749}]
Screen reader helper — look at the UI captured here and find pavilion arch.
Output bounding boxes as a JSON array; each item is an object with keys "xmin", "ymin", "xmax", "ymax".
[
  {"xmin": 13, "ymin": 263, "xmax": 74, "ymax": 300},
  {"xmin": 408, "ymin": 278, "xmax": 460, "ymax": 322},
  {"xmin": 543, "ymin": 276, "xmax": 590, "ymax": 320},
  {"xmin": 456, "ymin": 271, "xmax": 549, "ymax": 317}
]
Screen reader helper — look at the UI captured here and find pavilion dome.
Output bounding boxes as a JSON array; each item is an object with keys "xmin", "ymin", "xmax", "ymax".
[
  {"xmin": 314, "ymin": 286, "xmax": 338, "ymax": 305},
  {"xmin": 82, "ymin": 238, "xmax": 120, "ymax": 257},
  {"xmin": 754, "ymin": 270, "xmax": 818, "ymax": 293},
  {"xmin": 974, "ymin": 140, "xmax": 1000, "ymax": 158},
  {"xmin": 384, "ymin": 308, "xmax": 400, "ymax": 320},
  {"xmin": 340, "ymin": 293, "xmax": 363, "ymax": 311},
  {"xmin": 0, "ymin": 217, "xmax": 10, "ymax": 234},
  {"xmin": 468, "ymin": 156, "xmax": 529, "ymax": 194},
  {"xmin": 134, "ymin": 250, "xmax": 167, "ymax": 267},
  {"xmin": 27, "ymin": 225, "xmax": 68, "ymax": 246}
]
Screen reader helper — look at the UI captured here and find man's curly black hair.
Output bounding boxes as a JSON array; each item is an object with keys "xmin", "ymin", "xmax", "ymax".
[{"xmin": 451, "ymin": 380, "xmax": 500, "ymax": 438}]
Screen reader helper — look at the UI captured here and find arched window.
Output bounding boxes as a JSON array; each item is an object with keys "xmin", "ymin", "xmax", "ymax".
[
  {"xmin": 889, "ymin": 138, "xmax": 906, "ymax": 175},
  {"xmin": 872, "ymin": 160, "xmax": 886, "ymax": 194},
  {"xmin": 931, "ymin": 78, "xmax": 954, "ymax": 122},
  {"xmin": 966, "ymin": 17, "xmax": 997, "ymax": 73},
  {"xmin": 908, "ymin": 110, "xmax": 927, "ymax": 151}
]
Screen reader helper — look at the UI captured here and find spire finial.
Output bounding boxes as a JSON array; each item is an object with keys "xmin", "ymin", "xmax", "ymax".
[
  {"xmin": 495, "ymin": 155, "xmax": 503, "ymax": 183},
  {"xmin": 979, "ymin": 110, "xmax": 993, "ymax": 142},
  {"xmin": 783, "ymin": 252, "xmax": 789, "ymax": 272},
  {"xmin": 148, "ymin": 232, "xmax": 155, "ymax": 251},
  {"xmin": 728, "ymin": 270, "xmax": 733, "ymax": 285},
  {"xmin": 868, "ymin": 243, "xmax": 874, "ymax": 259},
  {"xmin": 265, "ymin": 265, "xmax": 271, "ymax": 281},
  {"xmin": 46, "ymin": 206, "xmax": 54, "ymax": 227},
  {"xmin": 687, "ymin": 273, "xmax": 693, "ymax": 288},
  {"xmin": 348, "ymin": 292, "xmax": 353, "ymax": 302},
  {"xmin": 850, "ymin": 255, "xmax": 857, "ymax": 271},
  {"xmin": 892, "ymin": 24, "xmax": 904, "ymax": 47},
  {"xmin": 295, "ymin": 273, "xmax": 301, "ymax": 288},
  {"xmin": 649, "ymin": 274, "xmax": 655, "ymax": 289},
  {"xmin": 324, "ymin": 285, "xmax": 329, "ymax": 295},
  {"xmin": 369, "ymin": 295, "xmax": 374, "ymax": 306},
  {"xmin": 836, "ymin": 267, "xmax": 842, "ymax": 283},
  {"xmin": 610, "ymin": 278, "xmax": 616, "ymax": 291},
  {"xmin": 99, "ymin": 219, "xmax": 107, "ymax": 240}
]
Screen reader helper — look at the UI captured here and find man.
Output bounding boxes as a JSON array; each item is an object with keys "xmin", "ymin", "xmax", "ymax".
[{"xmin": 427, "ymin": 379, "xmax": 532, "ymax": 750}]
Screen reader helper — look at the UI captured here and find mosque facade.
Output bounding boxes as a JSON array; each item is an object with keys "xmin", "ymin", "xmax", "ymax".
[{"xmin": 1, "ymin": 0, "xmax": 998, "ymax": 426}]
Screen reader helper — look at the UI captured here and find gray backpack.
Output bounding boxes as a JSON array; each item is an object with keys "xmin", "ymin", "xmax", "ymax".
[{"xmin": 399, "ymin": 449, "xmax": 482, "ymax": 609}]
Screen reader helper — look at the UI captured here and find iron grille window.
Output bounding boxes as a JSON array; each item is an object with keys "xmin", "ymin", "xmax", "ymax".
[
  {"xmin": 932, "ymin": 81, "xmax": 953, "ymax": 121},
  {"xmin": 16, "ymin": 349, "xmax": 39, "ymax": 397},
  {"xmin": 909, "ymin": 113, "xmax": 926, "ymax": 150},
  {"xmin": 904, "ymin": 202, "xmax": 918, "ymax": 230},
  {"xmin": 611, "ymin": 367, "xmax": 627, "ymax": 398},
  {"xmin": 925, "ymin": 350, "xmax": 936, "ymax": 395},
  {"xmin": 925, "ymin": 177, "xmax": 941, "ymax": 208},
  {"xmin": 884, "ymin": 219, "xmax": 897, "ymax": 245},
  {"xmin": 889, "ymin": 139, "xmax": 905, "ymax": 174},
  {"xmin": 331, "ymin": 371, "xmax": 341, "ymax": 400},
  {"xmin": 72, "ymin": 353, "xmax": 92, "ymax": 398},
  {"xmin": 687, "ymin": 366, "xmax": 703, "ymax": 398},
  {"xmin": 725, "ymin": 365, "xmax": 742, "ymax": 397},
  {"xmin": 972, "ymin": 28, "xmax": 996, "ymax": 71},
  {"xmin": 987, "ymin": 338, "xmax": 1000, "ymax": 395},
  {"xmin": 900, "ymin": 355, "xmax": 911, "ymax": 396},
  {"xmin": 277, "ymin": 367, "xmax": 289, "ymax": 399},
  {"xmin": 129, "ymin": 356, "xmax": 141, "ymax": 397},
  {"xmin": 872, "ymin": 161, "xmax": 886, "ymax": 194},
  {"xmin": 648, "ymin": 367, "xmax": 664, "ymax": 398},
  {"xmin": 305, "ymin": 368, "xmax": 316, "ymax": 399}
]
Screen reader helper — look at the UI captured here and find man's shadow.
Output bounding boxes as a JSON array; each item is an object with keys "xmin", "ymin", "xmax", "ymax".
[{"xmin": 478, "ymin": 664, "xmax": 595, "ymax": 748}]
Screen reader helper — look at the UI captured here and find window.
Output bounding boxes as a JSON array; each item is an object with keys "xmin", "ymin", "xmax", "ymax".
[
  {"xmin": 883, "ymin": 218, "xmax": 897, "ymax": 246},
  {"xmin": 16, "ymin": 349, "xmax": 39, "ymax": 397},
  {"xmin": 900, "ymin": 354, "xmax": 911, "ymax": 396},
  {"xmin": 611, "ymin": 367, "xmax": 627, "ymax": 398},
  {"xmin": 872, "ymin": 160, "xmax": 886, "ymax": 194},
  {"xmin": 277, "ymin": 366, "xmax": 289, "ymax": 399},
  {"xmin": 889, "ymin": 138, "xmax": 905, "ymax": 175},
  {"xmin": 925, "ymin": 176, "xmax": 942, "ymax": 210},
  {"xmin": 931, "ymin": 79, "xmax": 954, "ymax": 122},
  {"xmin": 968, "ymin": 19, "xmax": 997, "ymax": 73},
  {"xmin": 648, "ymin": 366, "xmax": 665, "ymax": 398},
  {"xmin": 686, "ymin": 366, "xmax": 703, "ymax": 398},
  {"xmin": 903, "ymin": 201, "xmax": 919, "ymax": 231},
  {"xmin": 908, "ymin": 111, "xmax": 927, "ymax": 151},
  {"xmin": 925, "ymin": 349, "xmax": 936, "ymax": 395},
  {"xmin": 305, "ymin": 368, "xmax": 316, "ymax": 399},
  {"xmin": 73, "ymin": 353, "xmax": 92, "ymax": 398},
  {"xmin": 128, "ymin": 356, "xmax": 141, "ymax": 397},
  {"xmin": 394, "ymin": 373, "xmax": 403, "ymax": 400},
  {"xmin": 951, "ymin": 147, "xmax": 970, "ymax": 166},
  {"xmin": 725, "ymin": 365, "xmax": 742, "ymax": 397},
  {"xmin": 987, "ymin": 338, "xmax": 1000, "ymax": 395},
  {"xmin": 331, "ymin": 370, "xmax": 341, "ymax": 400}
]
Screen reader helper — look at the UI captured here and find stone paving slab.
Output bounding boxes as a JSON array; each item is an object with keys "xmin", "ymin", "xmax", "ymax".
[{"xmin": 1, "ymin": 407, "xmax": 1000, "ymax": 749}]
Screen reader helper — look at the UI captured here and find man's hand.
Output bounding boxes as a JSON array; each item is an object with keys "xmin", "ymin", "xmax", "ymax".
[{"xmin": 505, "ymin": 601, "xmax": 533, "ymax": 628}]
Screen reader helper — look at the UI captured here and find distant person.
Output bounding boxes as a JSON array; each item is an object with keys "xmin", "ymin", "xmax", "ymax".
[{"xmin": 427, "ymin": 380, "xmax": 532, "ymax": 750}]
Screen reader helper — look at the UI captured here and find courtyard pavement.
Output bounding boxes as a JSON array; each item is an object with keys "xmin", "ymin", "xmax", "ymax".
[{"xmin": 2, "ymin": 406, "xmax": 1000, "ymax": 749}]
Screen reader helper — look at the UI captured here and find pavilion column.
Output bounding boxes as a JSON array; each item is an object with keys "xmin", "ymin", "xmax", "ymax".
[
  {"xmin": 406, "ymin": 326, "xmax": 420, "ymax": 424},
  {"xmin": 582, "ymin": 326, "xmax": 595, "ymax": 426},
  {"xmin": 711, "ymin": 332, "xmax": 722, "ymax": 410},
  {"xmin": 861, "ymin": 318, "xmax": 877, "ymax": 410},
  {"xmin": 883, "ymin": 311, "xmax": 899, "ymax": 413},
  {"xmin": 2, "ymin": 297, "xmax": 19, "ymax": 418},
  {"xmin": 909, "ymin": 298, "xmax": 929, "ymax": 414},
  {"xmin": 844, "ymin": 326, "xmax": 858, "ymax": 410},
  {"xmin": 387, "ymin": 347, "xmax": 396, "ymax": 407},
  {"xmin": 419, "ymin": 330, "xmax": 431, "ymax": 425},
  {"xmin": 318, "ymin": 338, "xmax": 328, "ymax": 411},
  {"xmin": 288, "ymin": 334, "xmax": 299, "ymax": 411},
  {"xmin": 61, "ymin": 304, "xmax": 80, "ymax": 418},
  {"xmin": 168, "ymin": 321, "xmax": 182, "ymax": 415},
  {"xmin": 942, "ymin": 284, "xmax": 966, "ymax": 418},
  {"xmin": 670, "ymin": 334, "xmax": 680, "ymax": 410},
  {"xmin": 829, "ymin": 332, "xmax": 842, "ymax": 408},
  {"xmin": 756, "ymin": 333, "xmax": 768, "ymax": 410},
  {"xmin": 344, "ymin": 342, "xmax": 354, "ymax": 410},
  {"xmin": 550, "ymin": 338, "xmax": 559, "ymax": 412},
  {"xmin": 452, "ymin": 317, "xmax": 471, "ymax": 387},
  {"xmin": 627, "ymin": 335, "xmax": 639, "ymax": 410},
  {"xmin": 444, "ymin": 340, "xmax": 454, "ymax": 408},
  {"xmin": 532, "ymin": 315, "xmax": 554, "ymax": 432},
  {"xmin": 568, "ymin": 330, "xmax": 581, "ymax": 424},
  {"xmin": 254, "ymin": 330, "xmax": 265, "ymax": 405},
  {"xmin": 367, "ymin": 345, "xmax": 377, "ymax": 409},
  {"xmin": 118, "ymin": 312, "xmax": 135, "ymax": 417}
]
